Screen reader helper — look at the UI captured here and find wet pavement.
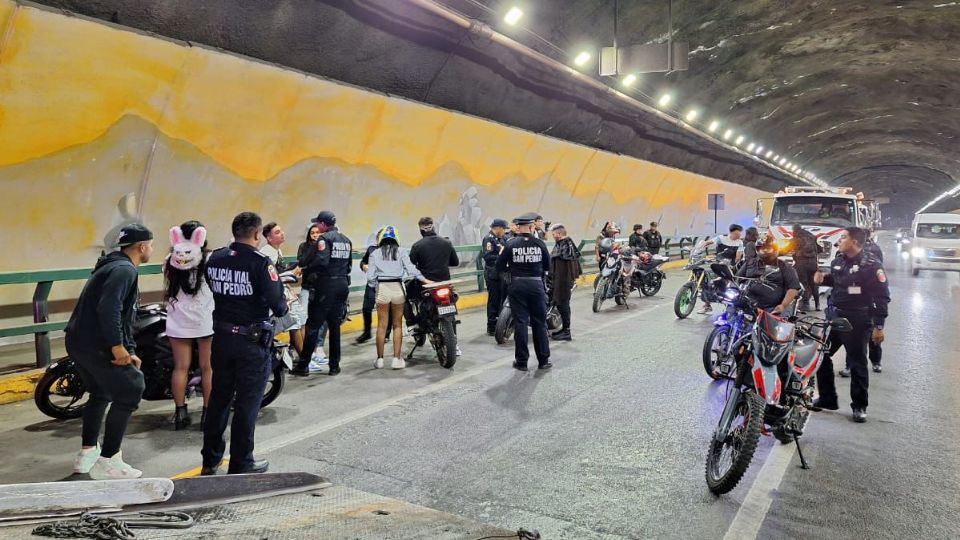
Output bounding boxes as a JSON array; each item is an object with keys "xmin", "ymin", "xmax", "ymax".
[{"xmin": 0, "ymin": 234, "xmax": 955, "ymax": 539}]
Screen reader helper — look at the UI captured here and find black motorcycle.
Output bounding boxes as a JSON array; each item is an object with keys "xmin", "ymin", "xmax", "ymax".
[
  {"xmin": 407, "ymin": 281, "xmax": 459, "ymax": 368},
  {"xmin": 494, "ymin": 279, "xmax": 563, "ymax": 345},
  {"xmin": 34, "ymin": 304, "xmax": 291, "ymax": 420},
  {"xmin": 594, "ymin": 248, "xmax": 666, "ymax": 312}
]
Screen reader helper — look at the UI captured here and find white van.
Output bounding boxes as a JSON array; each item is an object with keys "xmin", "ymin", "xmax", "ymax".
[{"xmin": 910, "ymin": 213, "xmax": 960, "ymax": 276}]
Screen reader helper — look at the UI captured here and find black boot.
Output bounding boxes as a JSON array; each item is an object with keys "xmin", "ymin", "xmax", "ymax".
[
  {"xmin": 174, "ymin": 405, "xmax": 191, "ymax": 430},
  {"xmin": 551, "ymin": 329, "xmax": 572, "ymax": 341},
  {"xmin": 355, "ymin": 331, "xmax": 372, "ymax": 344}
]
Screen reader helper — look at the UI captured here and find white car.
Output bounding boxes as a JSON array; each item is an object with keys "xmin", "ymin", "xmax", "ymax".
[{"xmin": 910, "ymin": 213, "xmax": 960, "ymax": 276}]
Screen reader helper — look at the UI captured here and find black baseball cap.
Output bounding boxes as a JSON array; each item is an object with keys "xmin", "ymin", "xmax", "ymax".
[
  {"xmin": 117, "ymin": 223, "xmax": 153, "ymax": 247},
  {"xmin": 491, "ymin": 218, "xmax": 509, "ymax": 229},
  {"xmin": 311, "ymin": 211, "xmax": 336, "ymax": 226}
]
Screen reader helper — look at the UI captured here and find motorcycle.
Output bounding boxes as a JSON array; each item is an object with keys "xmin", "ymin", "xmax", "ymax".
[
  {"xmin": 34, "ymin": 304, "xmax": 292, "ymax": 420},
  {"xmin": 407, "ymin": 281, "xmax": 459, "ymax": 368},
  {"xmin": 704, "ymin": 274, "xmax": 851, "ymax": 494},
  {"xmin": 673, "ymin": 243, "xmax": 730, "ymax": 319},
  {"xmin": 702, "ymin": 266, "xmax": 755, "ymax": 380},
  {"xmin": 593, "ymin": 247, "xmax": 666, "ymax": 312},
  {"xmin": 494, "ymin": 279, "xmax": 563, "ymax": 345}
]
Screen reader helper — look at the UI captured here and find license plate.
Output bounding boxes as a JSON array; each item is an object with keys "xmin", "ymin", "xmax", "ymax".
[
  {"xmin": 280, "ymin": 348, "xmax": 293, "ymax": 370},
  {"xmin": 437, "ymin": 304, "xmax": 458, "ymax": 316}
]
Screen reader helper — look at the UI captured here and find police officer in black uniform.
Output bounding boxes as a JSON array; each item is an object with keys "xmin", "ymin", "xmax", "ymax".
[
  {"xmin": 482, "ymin": 219, "xmax": 509, "ymax": 336},
  {"xmin": 201, "ymin": 212, "xmax": 287, "ymax": 475},
  {"xmin": 812, "ymin": 227, "xmax": 890, "ymax": 423},
  {"xmin": 496, "ymin": 213, "xmax": 551, "ymax": 371},
  {"xmin": 294, "ymin": 211, "xmax": 353, "ymax": 376},
  {"xmin": 864, "ymin": 230, "xmax": 885, "ymax": 373}
]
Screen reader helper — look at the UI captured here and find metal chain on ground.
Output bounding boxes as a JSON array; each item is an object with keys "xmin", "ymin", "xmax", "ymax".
[{"xmin": 31, "ymin": 511, "xmax": 194, "ymax": 539}]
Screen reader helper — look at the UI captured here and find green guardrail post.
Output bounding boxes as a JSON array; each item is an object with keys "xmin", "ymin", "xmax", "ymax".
[{"xmin": 33, "ymin": 281, "xmax": 53, "ymax": 368}]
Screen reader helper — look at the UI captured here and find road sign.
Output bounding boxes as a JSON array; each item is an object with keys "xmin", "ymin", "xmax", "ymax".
[{"xmin": 708, "ymin": 194, "xmax": 725, "ymax": 210}]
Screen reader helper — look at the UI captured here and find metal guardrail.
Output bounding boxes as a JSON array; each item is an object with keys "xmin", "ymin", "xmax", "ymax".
[{"xmin": 0, "ymin": 236, "xmax": 695, "ymax": 368}]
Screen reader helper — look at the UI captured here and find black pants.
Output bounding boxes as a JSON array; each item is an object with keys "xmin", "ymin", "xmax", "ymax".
[
  {"xmin": 869, "ymin": 340, "xmax": 882, "ymax": 366},
  {"xmin": 69, "ymin": 344, "xmax": 145, "ymax": 458},
  {"xmin": 816, "ymin": 309, "xmax": 871, "ymax": 410},
  {"xmin": 485, "ymin": 277, "xmax": 504, "ymax": 332},
  {"xmin": 556, "ymin": 300, "xmax": 571, "ymax": 331},
  {"xmin": 201, "ymin": 332, "xmax": 271, "ymax": 472},
  {"xmin": 509, "ymin": 278, "xmax": 550, "ymax": 365},
  {"xmin": 794, "ymin": 259, "xmax": 819, "ymax": 307},
  {"xmin": 301, "ymin": 277, "xmax": 349, "ymax": 369},
  {"xmin": 649, "ymin": 246, "xmax": 660, "ymax": 255}
]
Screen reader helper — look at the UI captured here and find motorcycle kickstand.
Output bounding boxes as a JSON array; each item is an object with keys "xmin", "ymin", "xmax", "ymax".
[
  {"xmin": 406, "ymin": 339, "xmax": 421, "ymax": 361},
  {"xmin": 793, "ymin": 434, "xmax": 810, "ymax": 470}
]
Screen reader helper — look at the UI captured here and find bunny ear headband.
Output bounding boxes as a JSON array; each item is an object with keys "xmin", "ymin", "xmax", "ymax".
[{"xmin": 168, "ymin": 225, "xmax": 207, "ymax": 270}]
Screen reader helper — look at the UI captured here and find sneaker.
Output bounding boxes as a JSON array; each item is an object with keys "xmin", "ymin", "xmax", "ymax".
[
  {"xmin": 839, "ymin": 368, "xmax": 851, "ymax": 378},
  {"xmin": 810, "ymin": 397, "xmax": 839, "ymax": 411},
  {"xmin": 307, "ymin": 359, "xmax": 326, "ymax": 373},
  {"xmin": 872, "ymin": 363, "xmax": 882, "ymax": 373},
  {"xmin": 391, "ymin": 357, "xmax": 406, "ymax": 370},
  {"xmin": 89, "ymin": 451, "xmax": 142, "ymax": 480},
  {"xmin": 374, "ymin": 358, "xmax": 385, "ymax": 369},
  {"xmin": 852, "ymin": 408, "xmax": 867, "ymax": 423},
  {"xmin": 697, "ymin": 304, "xmax": 713, "ymax": 314},
  {"xmin": 74, "ymin": 446, "xmax": 100, "ymax": 474},
  {"xmin": 355, "ymin": 332, "xmax": 372, "ymax": 344},
  {"xmin": 311, "ymin": 351, "xmax": 329, "ymax": 365}
]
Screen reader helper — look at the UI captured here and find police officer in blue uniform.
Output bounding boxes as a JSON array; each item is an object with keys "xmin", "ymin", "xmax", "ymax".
[
  {"xmin": 496, "ymin": 213, "xmax": 552, "ymax": 371},
  {"xmin": 201, "ymin": 212, "xmax": 287, "ymax": 475},
  {"xmin": 482, "ymin": 219, "xmax": 509, "ymax": 336},
  {"xmin": 812, "ymin": 227, "xmax": 890, "ymax": 423},
  {"xmin": 294, "ymin": 211, "xmax": 353, "ymax": 376}
]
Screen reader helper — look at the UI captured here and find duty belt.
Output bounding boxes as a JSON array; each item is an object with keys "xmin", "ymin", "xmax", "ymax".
[
  {"xmin": 214, "ymin": 320, "xmax": 273, "ymax": 337},
  {"xmin": 512, "ymin": 276, "xmax": 544, "ymax": 280}
]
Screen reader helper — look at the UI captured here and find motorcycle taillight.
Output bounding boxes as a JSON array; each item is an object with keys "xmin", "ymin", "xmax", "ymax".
[{"xmin": 432, "ymin": 287, "xmax": 452, "ymax": 305}]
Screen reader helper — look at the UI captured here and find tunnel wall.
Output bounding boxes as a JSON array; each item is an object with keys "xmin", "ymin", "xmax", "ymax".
[{"xmin": 0, "ymin": 1, "xmax": 767, "ymax": 287}]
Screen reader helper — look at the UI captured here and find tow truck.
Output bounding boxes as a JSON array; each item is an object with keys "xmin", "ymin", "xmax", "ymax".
[{"xmin": 754, "ymin": 186, "xmax": 881, "ymax": 270}]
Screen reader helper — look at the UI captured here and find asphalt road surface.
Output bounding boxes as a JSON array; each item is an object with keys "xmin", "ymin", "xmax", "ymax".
[{"xmin": 0, "ymin": 234, "xmax": 954, "ymax": 539}]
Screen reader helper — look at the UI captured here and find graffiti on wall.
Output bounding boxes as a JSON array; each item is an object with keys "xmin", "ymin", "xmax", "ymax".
[{"xmin": 0, "ymin": 0, "xmax": 768, "ymax": 296}]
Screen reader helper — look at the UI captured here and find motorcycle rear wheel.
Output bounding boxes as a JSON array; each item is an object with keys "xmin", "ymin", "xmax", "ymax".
[
  {"xmin": 434, "ymin": 318, "xmax": 458, "ymax": 369},
  {"xmin": 495, "ymin": 307, "xmax": 514, "ymax": 345},
  {"xmin": 702, "ymin": 326, "xmax": 730, "ymax": 380},
  {"xmin": 35, "ymin": 361, "xmax": 88, "ymax": 420},
  {"xmin": 640, "ymin": 274, "xmax": 663, "ymax": 296},
  {"xmin": 706, "ymin": 391, "xmax": 765, "ymax": 495},
  {"xmin": 674, "ymin": 282, "xmax": 698, "ymax": 319},
  {"xmin": 260, "ymin": 364, "xmax": 286, "ymax": 408}
]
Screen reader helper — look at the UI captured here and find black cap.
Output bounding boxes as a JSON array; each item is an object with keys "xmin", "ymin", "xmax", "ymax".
[
  {"xmin": 117, "ymin": 223, "xmax": 153, "ymax": 247},
  {"xmin": 512, "ymin": 212, "xmax": 539, "ymax": 225},
  {"xmin": 491, "ymin": 218, "xmax": 509, "ymax": 229},
  {"xmin": 311, "ymin": 211, "xmax": 336, "ymax": 226},
  {"xmin": 633, "ymin": 223, "xmax": 643, "ymax": 230}
]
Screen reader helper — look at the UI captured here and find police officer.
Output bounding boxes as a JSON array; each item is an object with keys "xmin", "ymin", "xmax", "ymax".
[
  {"xmin": 482, "ymin": 219, "xmax": 509, "ymax": 336},
  {"xmin": 496, "ymin": 213, "xmax": 551, "ymax": 371},
  {"xmin": 864, "ymin": 229, "xmax": 885, "ymax": 373},
  {"xmin": 294, "ymin": 211, "xmax": 353, "ymax": 376},
  {"xmin": 812, "ymin": 227, "xmax": 890, "ymax": 423},
  {"xmin": 201, "ymin": 212, "xmax": 287, "ymax": 475}
]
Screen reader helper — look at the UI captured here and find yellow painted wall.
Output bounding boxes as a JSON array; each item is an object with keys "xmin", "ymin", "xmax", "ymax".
[{"xmin": 0, "ymin": 0, "xmax": 768, "ymax": 305}]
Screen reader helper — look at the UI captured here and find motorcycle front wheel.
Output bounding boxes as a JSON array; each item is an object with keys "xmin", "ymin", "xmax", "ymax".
[
  {"xmin": 433, "ymin": 317, "xmax": 458, "ymax": 369},
  {"xmin": 495, "ymin": 306, "xmax": 514, "ymax": 345},
  {"xmin": 260, "ymin": 364, "xmax": 286, "ymax": 408},
  {"xmin": 674, "ymin": 282, "xmax": 698, "ymax": 319},
  {"xmin": 702, "ymin": 326, "xmax": 730, "ymax": 380},
  {"xmin": 35, "ymin": 360, "xmax": 89, "ymax": 420},
  {"xmin": 592, "ymin": 278, "xmax": 609, "ymax": 313},
  {"xmin": 705, "ymin": 391, "xmax": 765, "ymax": 495}
]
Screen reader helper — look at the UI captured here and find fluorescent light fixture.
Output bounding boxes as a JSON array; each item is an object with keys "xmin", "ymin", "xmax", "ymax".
[
  {"xmin": 766, "ymin": 150, "xmax": 774, "ymax": 158},
  {"xmin": 504, "ymin": 6, "xmax": 523, "ymax": 25},
  {"xmin": 573, "ymin": 51, "xmax": 591, "ymax": 67},
  {"xmin": 779, "ymin": 158, "xmax": 787, "ymax": 166},
  {"xmin": 735, "ymin": 135, "xmax": 745, "ymax": 146},
  {"xmin": 685, "ymin": 110, "xmax": 699, "ymax": 122},
  {"xmin": 658, "ymin": 94, "xmax": 672, "ymax": 107},
  {"xmin": 622, "ymin": 74, "xmax": 637, "ymax": 87},
  {"xmin": 708, "ymin": 120, "xmax": 720, "ymax": 133},
  {"xmin": 747, "ymin": 142, "xmax": 756, "ymax": 152},
  {"xmin": 723, "ymin": 129, "xmax": 734, "ymax": 140},
  {"xmin": 755, "ymin": 146, "xmax": 764, "ymax": 154}
]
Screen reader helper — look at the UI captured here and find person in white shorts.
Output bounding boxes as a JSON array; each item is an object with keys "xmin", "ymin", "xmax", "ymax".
[
  {"xmin": 365, "ymin": 226, "xmax": 432, "ymax": 369},
  {"xmin": 163, "ymin": 220, "xmax": 214, "ymax": 430}
]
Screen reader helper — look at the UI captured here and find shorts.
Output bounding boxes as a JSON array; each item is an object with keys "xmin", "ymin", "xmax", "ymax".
[{"xmin": 376, "ymin": 281, "xmax": 406, "ymax": 305}]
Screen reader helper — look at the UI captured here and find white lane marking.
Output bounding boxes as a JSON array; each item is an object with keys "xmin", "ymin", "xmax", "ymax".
[
  {"xmin": 256, "ymin": 302, "xmax": 665, "ymax": 455},
  {"xmin": 723, "ymin": 437, "xmax": 799, "ymax": 540}
]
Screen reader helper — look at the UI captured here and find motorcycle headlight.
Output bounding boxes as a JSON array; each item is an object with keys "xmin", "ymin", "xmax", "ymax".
[
  {"xmin": 724, "ymin": 288, "xmax": 740, "ymax": 301},
  {"xmin": 911, "ymin": 247, "xmax": 924, "ymax": 258}
]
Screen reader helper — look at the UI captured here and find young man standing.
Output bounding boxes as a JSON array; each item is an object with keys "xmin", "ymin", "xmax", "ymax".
[
  {"xmin": 260, "ymin": 223, "xmax": 305, "ymax": 356},
  {"xmin": 67, "ymin": 224, "xmax": 153, "ymax": 479},
  {"xmin": 643, "ymin": 222, "xmax": 663, "ymax": 254}
]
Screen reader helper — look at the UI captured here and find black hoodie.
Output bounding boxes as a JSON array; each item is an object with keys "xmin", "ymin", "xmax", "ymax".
[
  {"xmin": 65, "ymin": 251, "xmax": 139, "ymax": 356},
  {"xmin": 409, "ymin": 231, "xmax": 459, "ymax": 281}
]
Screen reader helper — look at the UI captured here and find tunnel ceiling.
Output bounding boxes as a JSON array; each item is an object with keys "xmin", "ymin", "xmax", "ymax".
[{"xmin": 32, "ymin": 0, "xmax": 960, "ymax": 219}]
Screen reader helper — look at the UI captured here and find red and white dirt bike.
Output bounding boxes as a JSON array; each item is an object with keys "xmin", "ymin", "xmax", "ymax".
[{"xmin": 704, "ymin": 264, "xmax": 852, "ymax": 495}]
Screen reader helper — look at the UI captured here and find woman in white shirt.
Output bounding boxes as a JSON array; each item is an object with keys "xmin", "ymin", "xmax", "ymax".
[
  {"xmin": 365, "ymin": 226, "xmax": 432, "ymax": 369},
  {"xmin": 163, "ymin": 220, "xmax": 214, "ymax": 429}
]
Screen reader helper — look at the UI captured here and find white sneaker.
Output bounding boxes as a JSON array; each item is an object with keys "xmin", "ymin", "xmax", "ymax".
[
  {"xmin": 311, "ymin": 351, "xmax": 329, "ymax": 365},
  {"xmin": 374, "ymin": 358, "xmax": 385, "ymax": 369},
  {"xmin": 74, "ymin": 446, "xmax": 100, "ymax": 474},
  {"xmin": 307, "ymin": 359, "xmax": 326, "ymax": 373},
  {"xmin": 455, "ymin": 346, "xmax": 462, "ymax": 357},
  {"xmin": 391, "ymin": 357, "xmax": 406, "ymax": 369},
  {"xmin": 88, "ymin": 451, "xmax": 142, "ymax": 480}
]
